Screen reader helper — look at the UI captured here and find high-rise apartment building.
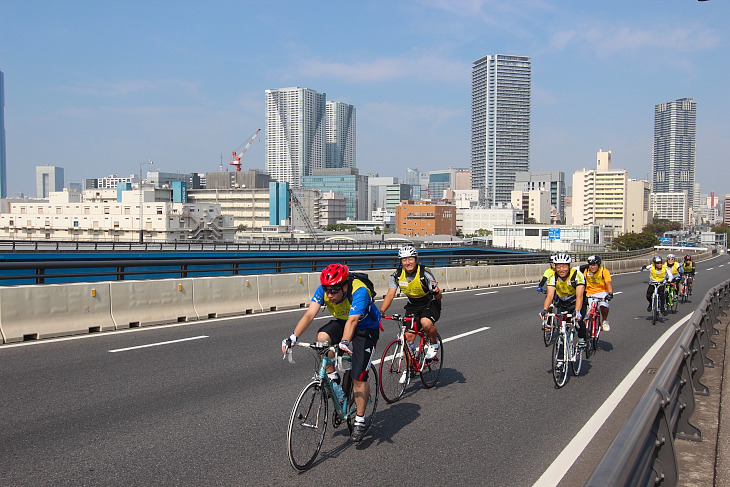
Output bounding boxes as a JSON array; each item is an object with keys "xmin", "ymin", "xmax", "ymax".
[
  {"xmin": 513, "ymin": 171, "xmax": 566, "ymax": 224},
  {"xmin": 0, "ymin": 70, "xmax": 6, "ymax": 198},
  {"xmin": 265, "ymin": 87, "xmax": 326, "ymax": 189},
  {"xmin": 36, "ymin": 165, "xmax": 64, "ymax": 198},
  {"xmin": 653, "ymin": 98, "xmax": 697, "ymax": 210},
  {"xmin": 471, "ymin": 54, "xmax": 531, "ymax": 207},
  {"xmin": 325, "ymin": 101, "xmax": 356, "ymax": 169}
]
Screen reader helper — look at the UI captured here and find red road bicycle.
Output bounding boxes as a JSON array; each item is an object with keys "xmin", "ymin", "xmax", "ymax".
[
  {"xmin": 583, "ymin": 295, "xmax": 611, "ymax": 358},
  {"xmin": 379, "ymin": 314, "xmax": 443, "ymax": 403}
]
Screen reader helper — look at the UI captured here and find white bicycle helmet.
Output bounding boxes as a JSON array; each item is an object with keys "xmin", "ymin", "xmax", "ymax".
[
  {"xmin": 398, "ymin": 245, "xmax": 418, "ymax": 259},
  {"xmin": 666, "ymin": 253, "xmax": 676, "ymax": 260},
  {"xmin": 549, "ymin": 255, "xmax": 557, "ymax": 264},
  {"xmin": 553, "ymin": 253, "xmax": 572, "ymax": 264}
]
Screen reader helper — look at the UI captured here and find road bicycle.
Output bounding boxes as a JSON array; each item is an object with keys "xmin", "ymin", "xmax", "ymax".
[
  {"xmin": 542, "ymin": 301, "xmax": 558, "ymax": 346},
  {"xmin": 583, "ymin": 295, "xmax": 612, "ymax": 358},
  {"xmin": 679, "ymin": 274, "xmax": 691, "ymax": 303},
  {"xmin": 379, "ymin": 314, "xmax": 443, "ymax": 404},
  {"xmin": 648, "ymin": 281, "xmax": 663, "ymax": 326},
  {"xmin": 666, "ymin": 280, "xmax": 679, "ymax": 314},
  {"xmin": 551, "ymin": 311, "xmax": 582, "ymax": 388},
  {"xmin": 285, "ymin": 341, "xmax": 378, "ymax": 471}
]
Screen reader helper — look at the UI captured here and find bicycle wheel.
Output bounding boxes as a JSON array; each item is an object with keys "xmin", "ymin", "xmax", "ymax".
[
  {"xmin": 542, "ymin": 316, "xmax": 554, "ymax": 346},
  {"xmin": 379, "ymin": 340, "xmax": 407, "ymax": 404},
  {"xmin": 420, "ymin": 334, "xmax": 443, "ymax": 388},
  {"xmin": 652, "ymin": 294, "xmax": 658, "ymax": 325},
  {"xmin": 552, "ymin": 334, "xmax": 568, "ymax": 388},
  {"xmin": 347, "ymin": 364, "xmax": 379, "ymax": 436},
  {"xmin": 570, "ymin": 334, "xmax": 583, "ymax": 376},
  {"xmin": 287, "ymin": 380, "xmax": 328, "ymax": 471},
  {"xmin": 584, "ymin": 316, "xmax": 595, "ymax": 359}
]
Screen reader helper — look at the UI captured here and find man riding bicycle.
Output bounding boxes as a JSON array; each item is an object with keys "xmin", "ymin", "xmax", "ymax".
[
  {"xmin": 540, "ymin": 253, "xmax": 587, "ymax": 347},
  {"xmin": 579, "ymin": 255, "xmax": 613, "ymax": 332},
  {"xmin": 682, "ymin": 255, "xmax": 696, "ymax": 295},
  {"xmin": 646, "ymin": 255, "xmax": 672, "ymax": 316},
  {"xmin": 665, "ymin": 253, "xmax": 684, "ymax": 297},
  {"xmin": 281, "ymin": 263, "xmax": 381, "ymax": 442},
  {"xmin": 380, "ymin": 245, "xmax": 442, "ymax": 383},
  {"xmin": 537, "ymin": 255, "xmax": 557, "ymax": 292}
]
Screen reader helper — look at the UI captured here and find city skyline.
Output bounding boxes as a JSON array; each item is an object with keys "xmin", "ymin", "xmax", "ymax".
[{"xmin": 1, "ymin": 1, "xmax": 728, "ymax": 197}]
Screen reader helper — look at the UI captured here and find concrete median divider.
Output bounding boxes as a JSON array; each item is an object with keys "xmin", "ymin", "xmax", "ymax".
[
  {"xmin": 490, "ymin": 265, "xmax": 511, "ymax": 286},
  {"xmin": 430, "ymin": 267, "xmax": 448, "ymax": 291},
  {"xmin": 525, "ymin": 264, "xmax": 544, "ymax": 283},
  {"xmin": 110, "ymin": 279, "xmax": 198, "ymax": 328},
  {"xmin": 192, "ymin": 276, "xmax": 263, "ymax": 318},
  {"xmin": 446, "ymin": 267, "xmax": 472, "ymax": 290},
  {"xmin": 363, "ymin": 269, "xmax": 394, "ymax": 300},
  {"xmin": 469, "ymin": 265, "xmax": 491, "ymax": 288},
  {"xmin": 257, "ymin": 273, "xmax": 310, "ymax": 311},
  {"xmin": 0, "ymin": 282, "xmax": 115, "ymax": 343}
]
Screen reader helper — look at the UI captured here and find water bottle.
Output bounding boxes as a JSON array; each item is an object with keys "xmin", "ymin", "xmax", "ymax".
[
  {"xmin": 408, "ymin": 341, "xmax": 417, "ymax": 355},
  {"xmin": 332, "ymin": 381, "xmax": 345, "ymax": 403}
]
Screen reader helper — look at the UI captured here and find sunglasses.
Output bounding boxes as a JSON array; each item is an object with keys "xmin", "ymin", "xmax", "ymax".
[{"xmin": 323, "ymin": 286, "xmax": 343, "ymax": 294}]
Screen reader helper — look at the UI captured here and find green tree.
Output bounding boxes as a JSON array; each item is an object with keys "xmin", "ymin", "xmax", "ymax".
[
  {"xmin": 711, "ymin": 223, "xmax": 730, "ymax": 236},
  {"xmin": 236, "ymin": 224, "xmax": 247, "ymax": 232},
  {"xmin": 611, "ymin": 231, "xmax": 659, "ymax": 251},
  {"xmin": 643, "ymin": 219, "xmax": 682, "ymax": 236},
  {"xmin": 374, "ymin": 226, "xmax": 381, "ymax": 235}
]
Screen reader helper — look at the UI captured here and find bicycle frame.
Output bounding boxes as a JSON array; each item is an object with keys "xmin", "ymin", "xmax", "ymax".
[
  {"xmin": 384, "ymin": 315, "xmax": 428, "ymax": 374},
  {"xmin": 585, "ymin": 296, "xmax": 603, "ymax": 338},
  {"xmin": 296, "ymin": 342, "xmax": 354, "ymax": 421},
  {"xmin": 552, "ymin": 311, "xmax": 581, "ymax": 388},
  {"xmin": 648, "ymin": 282, "xmax": 662, "ymax": 324}
]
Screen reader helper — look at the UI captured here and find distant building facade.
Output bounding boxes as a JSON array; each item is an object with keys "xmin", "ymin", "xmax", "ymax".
[
  {"xmin": 0, "ymin": 70, "xmax": 6, "ymax": 198},
  {"xmin": 326, "ymin": 101, "xmax": 356, "ymax": 169},
  {"xmin": 36, "ymin": 166, "xmax": 64, "ymax": 198},
  {"xmin": 395, "ymin": 200, "xmax": 457, "ymax": 236}
]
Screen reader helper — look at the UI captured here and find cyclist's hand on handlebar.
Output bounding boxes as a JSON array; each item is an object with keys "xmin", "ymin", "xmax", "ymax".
[
  {"xmin": 338, "ymin": 339, "xmax": 353, "ymax": 354},
  {"xmin": 281, "ymin": 334, "xmax": 297, "ymax": 354},
  {"xmin": 539, "ymin": 309, "xmax": 548, "ymax": 319},
  {"xmin": 607, "ymin": 292, "xmax": 614, "ymax": 301},
  {"xmin": 536, "ymin": 286, "xmax": 543, "ymax": 292},
  {"xmin": 575, "ymin": 311, "xmax": 582, "ymax": 321}
]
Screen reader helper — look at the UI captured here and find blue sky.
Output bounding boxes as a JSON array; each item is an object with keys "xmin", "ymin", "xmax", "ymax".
[{"xmin": 1, "ymin": 0, "xmax": 728, "ymax": 197}]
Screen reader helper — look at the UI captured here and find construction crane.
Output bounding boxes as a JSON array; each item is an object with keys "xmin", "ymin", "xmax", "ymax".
[
  {"xmin": 230, "ymin": 128, "xmax": 261, "ymax": 171},
  {"xmin": 289, "ymin": 189, "xmax": 321, "ymax": 241}
]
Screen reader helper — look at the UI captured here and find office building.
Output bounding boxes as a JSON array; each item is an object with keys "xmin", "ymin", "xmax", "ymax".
[
  {"xmin": 626, "ymin": 179, "xmax": 652, "ymax": 234},
  {"xmin": 36, "ymin": 165, "xmax": 64, "ymax": 198},
  {"xmin": 395, "ymin": 200, "xmax": 457, "ymax": 236},
  {"xmin": 326, "ymin": 101, "xmax": 356, "ymax": 169},
  {"xmin": 652, "ymin": 192, "xmax": 689, "ymax": 227},
  {"xmin": 426, "ymin": 167, "xmax": 471, "ymax": 199},
  {"xmin": 265, "ymin": 87, "xmax": 326, "ymax": 188},
  {"xmin": 653, "ymin": 98, "xmax": 697, "ymax": 210},
  {"xmin": 510, "ymin": 189, "xmax": 551, "ymax": 224},
  {"xmin": 471, "ymin": 54, "xmax": 531, "ymax": 206},
  {"xmin": 0, "ymin": 70, "xmax": 6, "ymax": 197},
  {"xmin": 514, "ymin": 171, "xmax": 566, "ymax": 223},
  {"xmin": 301, "ymin": 167, "xmax": 368, "ymax": 220}
]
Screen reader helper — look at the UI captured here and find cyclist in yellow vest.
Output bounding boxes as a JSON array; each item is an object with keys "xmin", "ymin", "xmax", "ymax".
[
  {"xmin": 664, "ymin": 253, "xmax": 684, "ymax": 301},
  {"xmin": 646, "ymin": 255, "xmax": 672, "ymax": 316},
  {"xmin": 579, "ymin": 255, "xmax": 614, "ymax": 331},
  {"xmin": 540, "ymin": 253, "xmax": 587, "ymax": 347},
  {"xmin": 380, "ymin": 245, "xmax": 442, "ymax": 383},
  {"xmin": 682, "ymin": 255, "xmax": 696, "ymax": 295},
  {"xmin": 536, "ymin": 255, "xmax": 557, "ymax": 292}
]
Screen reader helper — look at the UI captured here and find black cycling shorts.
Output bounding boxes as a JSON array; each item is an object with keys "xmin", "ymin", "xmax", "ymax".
[
  {"xmin": 318, "ymin": 320, "xmax": 379, "ymax": 382},
  {"xmin": 405, "ymin": 299, "xmax": 441, "ymax": 325}
]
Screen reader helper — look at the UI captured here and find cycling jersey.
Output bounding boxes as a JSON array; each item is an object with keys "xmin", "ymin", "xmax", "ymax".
[
  {"xmin": 388, "ymin": 264, "xmax": 438, "ymax": 308},
  {"xmin": 312, "ymin": 279, "xmax": 381, "ymax": 329},
  {"xmin": 665, "ymin": 261, "xmax": 682, "ymax": 280},
  {"xmin": 649, "ymin": 264, "xmax": 672, "ymax": 283},
  {"xmin": 539, "ymin": 267, "xmax": 556, "ymax": 288},
  {"xmin": 547, "ymin": 268, "xmax": 586, "ymax": 302},
  {"xmin": 583, "ymin": 266, "xmax": 611, "ymax": 296},
  {"xmin": 683, "ymin": 262, "xmax": 696, "ymax": 274}
]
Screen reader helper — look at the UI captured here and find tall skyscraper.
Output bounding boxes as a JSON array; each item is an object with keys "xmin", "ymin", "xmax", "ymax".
[
  {"xmin": 265, "ymin": 87, "xmax": 326, "ymax": 189},
  {"xmin": 652, "ymin": 98, "xmax": 697, "ymax": 210},
  {"xmin": 325, "ymin": 101, "xmax": 356, "ymax": 169},
  {"xmin": 471, "ymin": 54, "xmax": 531, "ymax": 207},
  {"xmin": 36, "ymin": 165, "xmax": 64, "ymax": 198},
  {"xmin": 0, "ymin": 70, "xmax": 7, "ymax": 198}
]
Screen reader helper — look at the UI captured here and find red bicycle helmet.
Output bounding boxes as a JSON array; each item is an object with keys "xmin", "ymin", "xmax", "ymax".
[
  {"xmin": 320, "ymin": 263, "xmax": 349, "ymax": 286},
  {"xmin": 684, "ymin": 255, "xmax": 692, "ymax": 261}
]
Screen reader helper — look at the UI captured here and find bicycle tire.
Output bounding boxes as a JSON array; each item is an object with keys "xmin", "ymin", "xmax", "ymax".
[
  {"xmin": 346, "ymin": 364, "xmax": 379, "ymax": 436},
  {"xmin": 584, "ymin": 316, "xmax": 595, "ymax": 359},
  {"xmin": 287, "ymin": 380, "xmax": 328, "ymax": 471},
  {"xmin": 379, "ymin": 340, "xmax": 407, "ymax": 403},
  {"xmin": 542, "ymin": 316, "xmax": 554, "ymax": 346},
  {"xmin": 552, "ymin": 333, "xmax": 568, "ymax": 388},
  {"xmin": 420, "ymin": 334, "xmax": 443, "ymax": 388},
  {"xmin": 652, "ymin": 294, "xmax": 658, "ymax": 325},
  {"xmin": 570, "ymin": 334, "xmax": 583, "ymax": 376}
]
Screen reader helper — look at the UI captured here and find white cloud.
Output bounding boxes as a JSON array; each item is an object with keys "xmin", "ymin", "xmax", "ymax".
[
  {"xmin": 297, "ymin": 55, "xmax": 469, "ymax": 83},
  {"xmin": 63, "ymin": 78, "xmax": 200, "ymax": 97}
]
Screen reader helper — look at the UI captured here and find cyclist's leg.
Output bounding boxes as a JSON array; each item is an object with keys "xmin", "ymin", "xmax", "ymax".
[
  {"xmin": 646, "ymin": 285, "xmax": 654, "ymax": 311},
  {"xmin": 350, "ymin": 327, "xmax": 379, "ymax": 419},
  {"xmin": 420, "ymin": 300, "xmax": 441, "ymax": 345},
  {"xmin": 318, "ymin": 320, "xmax": 344, "ymax": 375},
  {"xmin": 659, "ymin": 284, "xmax": 667, "ymax": 310}
]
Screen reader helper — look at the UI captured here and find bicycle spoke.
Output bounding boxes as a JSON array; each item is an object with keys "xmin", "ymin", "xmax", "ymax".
[
  {"xmin": 287, "ymin": 381, "xmax": 328, "ymax": 471},
  {"xmin": 379, "ymin": 340, "xmax": 407, "ymax": 403}
]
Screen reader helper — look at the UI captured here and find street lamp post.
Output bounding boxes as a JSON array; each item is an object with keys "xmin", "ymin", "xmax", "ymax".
[{"xmin": 139, "ymin": 159, "xmax": 153, "ymax": 243}]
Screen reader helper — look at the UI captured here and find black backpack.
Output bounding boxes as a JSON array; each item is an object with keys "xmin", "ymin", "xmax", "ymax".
[{"xmin": 349, "ymin": 272, "xmax": 377, "ymax": 301}]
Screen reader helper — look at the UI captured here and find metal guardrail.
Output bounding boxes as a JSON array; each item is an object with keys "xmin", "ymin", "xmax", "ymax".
[{"xmin": 585, "ymin": 279, "xmax": 729, "ymax": 487}]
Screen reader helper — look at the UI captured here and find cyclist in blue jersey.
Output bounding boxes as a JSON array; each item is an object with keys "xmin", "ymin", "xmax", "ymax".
[{"xmin": 282, "ymin": 263, "xmax": 380, "ymax": 442}]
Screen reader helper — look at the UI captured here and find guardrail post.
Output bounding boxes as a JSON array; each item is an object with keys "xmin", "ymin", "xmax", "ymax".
[
  {"xmin": 688, "ymin": 329, "xmax": 710, "ymax": 396},
  {"xmin": 697, "ymin": 313, "xmax": 715, "ymax": 368},
  {"xmin": 654, "ymin": 388, "xmax": 680, "ymax": 486},
  {"xmin": 675, "ymin": 345, "xmax": 703, "ymax": 442}
]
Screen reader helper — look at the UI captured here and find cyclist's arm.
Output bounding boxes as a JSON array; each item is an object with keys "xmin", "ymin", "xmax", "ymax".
[
  {"xmin": 543, "ymin": 286, "xmax": 556, "ymax": 311},
  {"xmin": 341, "ymin": 314, "xmax": 361, "ymax": 345},
  {"xmin": 292, "ymin": 301, "xmax": 322, "ymax": 339},
  {"xmin": 606, "ymin": 279, "xmax": 613, "ymax": 294},
  {"xmin": 538, "ymin": 275, "xmax": 548, "ymax": 288},
  {"xmin": 575, "ymin": 284, "xmax": 585, "ymax": 314},
  {"xmin": 380, "ymin": 287, "xmax": 397, "ymax": 313}
]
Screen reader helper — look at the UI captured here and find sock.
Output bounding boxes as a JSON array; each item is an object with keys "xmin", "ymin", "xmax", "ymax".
[
  {"xmin": 355, "ymin": 415, "xmax": 365, "ymax": 424},
  {"xmin": 328, "ymin": 372, "xmax": 339, "ymax": 383}
]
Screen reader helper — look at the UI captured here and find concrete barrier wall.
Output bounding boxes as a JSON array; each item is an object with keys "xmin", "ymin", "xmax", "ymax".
[
  {"xmin": 525, "ymin": 264, "xmax": 544, "ymax": 283},
  {"xmin": 446, "ymin": 266, "xmax": 472, "ymax": 290},
  {"xmin": 430, "ymin": 267, "xmax": 448, "ymax": 291},
  {"xmin": 491, "ymin": 266, "xmax": 511, "ymax": 286},
  {"xmin": 257, "ymin": 273, "xmax": 311, "ymax": 311},
  {"xmin": 469, "ymin": 266, "xmax": 491, "ymax": 288},
  {"xmin": 110, "ymin": 279, "xmax": 198, "ymax": 328},
  {"xmin": 509, "ymin": 265, "xmax": 527, "ymax": 284},
  {"xmin": 0, "ymin": 282, "xmax": 115, "ymax": 343},
  {"xmin": 192, "ymin": 276, "xmax": 262, "ymax": 318},
  {"xmin": 364, "ymin": 269, "xmax": 395, "ymax": 299}
]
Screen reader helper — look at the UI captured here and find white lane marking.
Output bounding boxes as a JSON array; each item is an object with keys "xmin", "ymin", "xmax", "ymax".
[
  {"xmin": 523, "ymin": 286, "xmax": 535, "ymax": 289},
  {"xmin": 707, "ymin": 267, "xmax": 714, "ymax": 270},
  {"xmin": 109, "ymin": 335, "xmax": 208, "ymax": 353},
  {"xmin": 533, "ymin": 313, "xmax": 693, "ymax": 487},
  {"xmin": 475, "ymin": 291, "xmax": 498, "ymax": 296},
  {"xmin": 372, "ymin": 327, "xmax": 490, "ymax": 365}
]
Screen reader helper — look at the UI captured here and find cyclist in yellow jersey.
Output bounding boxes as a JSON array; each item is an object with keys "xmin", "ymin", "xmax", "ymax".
[
  {"xmin": 646, "ymin": 255, "xmax": 672, "ymax": 315},
  {"xmin": 579, "ymin": 255, "xmax": 613, "ymax": 332},
  {"xmin": 537, "ymin": 255, "xmax": 557, "ymax": 292},
  {"xmin": 540, "ymin": 253, "xmax": 587, "ymax": 347},
  {"xmin": 682, "ymin": 255, "xmax": 696, "ymax": 295}
]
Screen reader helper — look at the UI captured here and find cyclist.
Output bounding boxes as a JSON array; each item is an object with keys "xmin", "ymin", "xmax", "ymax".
[
  {"xmin": 380, "ymin": 245, "xmax": 442, "ymax": 383},
  {"xmin": 540, "ymin": 253, "xmax": 587, "ymax": 347},
  {"xmin": 537, "ymin": 255, "xmax": 557, "ymax": 292},
  {"xmin": 665, "ymin": 254, "xmax": 684, "ymax": 301},
  {"xmin": 682, "ymin": 255, "xmax": 696, "ymax": 295},
  {"xmin": 281, "ymin": 263, "xmax": 381, "ymax": 442},
  {"xmin": 579, "ymin": 255, "xmax": 614, "ymax": 332},
  {"xmin": 646, "ymin": 255, "xmax": 672, "ymax": 316}
]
